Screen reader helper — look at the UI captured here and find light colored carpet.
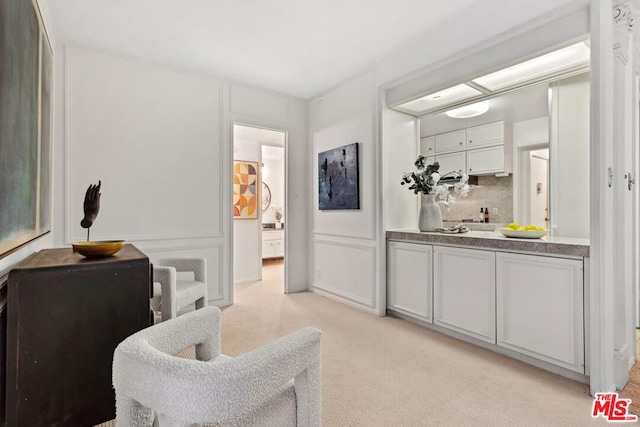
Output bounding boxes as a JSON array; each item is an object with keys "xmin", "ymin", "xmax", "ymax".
[{"xmin": 99, "ymin": 260, "xmax": 619, "ymax": 426}]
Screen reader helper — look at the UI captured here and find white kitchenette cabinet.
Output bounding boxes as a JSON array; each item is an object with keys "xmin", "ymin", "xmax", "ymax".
[
  {"xmin": 434, "ymin": 129, "xmax": 466, "ymax": 153},
  {"xmin": 387, "ymin": 241, "xmax": 433, "ymax": 323},
  {"xmin": 262, "ymin": 230, "xmax": 284, "ymax": 259},
  {"xmin": 496, "ymin": 252, "xmax": 584, "ymax": 373},
  {"xmin": 426, "ymin": 152, "xmax": 466, "ymax": 176},
  {"xmin": 433, "ymin": 246, "xmax": 496, "ymax": 343},
  {"xmin": 466, "ymin": 146, "xmax": 504, "ymax": 175},
  {"xmin": 466, "ymin": 121, "xmax": 504, "ymax": 149}
]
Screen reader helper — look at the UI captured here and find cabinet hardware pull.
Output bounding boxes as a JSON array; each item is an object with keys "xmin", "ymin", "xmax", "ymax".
[
  {"xmin": 459, "ymin": 142, "xmax": 463, "ymax": 145},
  {"xmin": 469, "ymin": 140, "xmax": 472, "ymax": 143},
  {"xmin": 469, "ymin": 168, "xmax": 473, "ymax": 172}
]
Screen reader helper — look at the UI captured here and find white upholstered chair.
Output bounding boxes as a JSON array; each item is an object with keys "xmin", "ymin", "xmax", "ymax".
[
  {"xmin": 150, "ymin": 257, "xmax": 207, "ymax": 321},
  {"xmin": 113, "ymin": 306, "xmax": 322, "ymax": 427}
]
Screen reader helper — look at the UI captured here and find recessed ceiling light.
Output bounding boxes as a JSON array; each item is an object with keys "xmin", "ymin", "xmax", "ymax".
[
  {"xmin": 445, "ymin": 101, "xmax": 490, "ymax": 118},
  {"xmin": 395, "ymin": 84, "xmax": 483, "ymax": 115}
]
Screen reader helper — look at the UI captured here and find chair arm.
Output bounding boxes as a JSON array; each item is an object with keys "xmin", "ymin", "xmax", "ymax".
[
  {"xmin": 153, "ymin": 266, "xmax": 177, "ymax": 321},
  {"xmin": 115, "ymin": 326, "xmax": 321, "ymax": 425},
  {"xmin": 158, "ymin": 257, "xmax": 207, "ymax": 283},
  {"xmin": 124, "ymin": 305, "xmax": 221, "ymax": 361}
]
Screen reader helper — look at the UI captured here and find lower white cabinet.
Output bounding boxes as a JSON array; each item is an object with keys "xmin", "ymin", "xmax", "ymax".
[
  {"xmin": 496, "ymin": 253, "xmax": 584, "ymax": 373},
  {"xmin": 387, "ymin": 241, "xmax": 432, "ymax": 323},
  {"xmin": 262, "ymin": 230, "xmax": 284, "ymax": 259},
  {"xmin": 386, "ymin": 240, "xmax": 586, "ymax": 375},
  {"xmin": 433, "ymin": 246, "xmax": 496, "ymax": 343}
]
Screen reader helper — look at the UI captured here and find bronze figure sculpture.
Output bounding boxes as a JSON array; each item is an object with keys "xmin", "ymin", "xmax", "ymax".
[{"xmin": 81, "ymin": 180, "xmax": 101, "ymax": 241}]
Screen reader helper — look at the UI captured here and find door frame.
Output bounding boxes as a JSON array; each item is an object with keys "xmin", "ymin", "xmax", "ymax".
[{"xmin": 230, "ymin": 122, "xmax": 289, "ymax": 295}]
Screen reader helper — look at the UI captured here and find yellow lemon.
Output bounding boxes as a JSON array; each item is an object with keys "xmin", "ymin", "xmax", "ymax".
[
  {"xmin": 507, "ymin": 222, "xmax": 520, "ymax": 230},
  {"xmin": 524, "ymin": 225, "xmax": 538, "ymax": 231}
]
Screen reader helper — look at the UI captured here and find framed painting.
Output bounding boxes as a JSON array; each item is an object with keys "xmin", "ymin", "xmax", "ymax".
[
  {"xmin": 318, "ymin": 142, "xmax": 360, "ymax": 210},
  {"xmin": 0, "ymin": 0, "xmax": 53, "ymax": 258},
  {"xmin": 233, "ymin": 160, "xmax": 259, "ymax": 219}
]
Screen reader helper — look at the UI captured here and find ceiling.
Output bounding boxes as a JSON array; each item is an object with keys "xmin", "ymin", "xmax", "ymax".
[
  {"xmin": 419, "ymin": 82, "xmax": 552, "ymax": 136},
  {"xmin": 234, "ymin": 124, "xmax": 285, "ymax": 146},
  {"xmin": 47, "ymin": 0, "xmax": 485, "ymax": 99}
]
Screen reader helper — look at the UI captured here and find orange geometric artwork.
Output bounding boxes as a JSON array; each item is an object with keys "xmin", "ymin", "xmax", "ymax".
[{"xmin": 233, "ymin": 160, "xmax": 259, "ymax": 219}]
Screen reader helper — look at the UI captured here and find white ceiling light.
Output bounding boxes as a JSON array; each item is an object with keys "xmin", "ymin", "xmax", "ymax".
[
  {"xmin": 472, "ymin": 42, "xmax": 590, "ymax": 91},
  {"xmin": 445, "ymin": 100, "xmax": 489, "ymax": 118},
  {"xmin": 396, "ymin": 84, "xmax": 483, "ymax": 115}
]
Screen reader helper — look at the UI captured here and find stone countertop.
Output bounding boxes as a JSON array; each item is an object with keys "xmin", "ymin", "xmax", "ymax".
[{"xmin": 386, "ymin": 229, "xmax": 589, "ymax": 257}]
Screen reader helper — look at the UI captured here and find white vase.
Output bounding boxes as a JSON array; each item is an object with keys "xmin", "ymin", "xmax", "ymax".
[{"xmin": 418, "ymin": 194, "xmax": 442, "ymax": 232}]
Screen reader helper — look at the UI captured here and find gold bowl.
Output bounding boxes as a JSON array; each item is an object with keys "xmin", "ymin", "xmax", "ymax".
[{"xmin": 72, "ymin": 240, "xmax": 125, "ymax": 258}]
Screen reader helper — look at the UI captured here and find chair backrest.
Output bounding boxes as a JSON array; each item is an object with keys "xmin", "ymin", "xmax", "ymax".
[{"xmin": 113, "ymin": 306, "xmax": 322, "ymax": 426}]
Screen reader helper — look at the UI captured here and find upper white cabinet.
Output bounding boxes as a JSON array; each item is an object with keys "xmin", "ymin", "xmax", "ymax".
[
  {"xmin": 434, "ymin": 129, "xmax": 466, "ymax": 153},
  {"xmin": 387, "ymin": 241, "xmax": 433, "ymax": 323},
  {"xmin": 496, "ymin": 253, "xmax": 584, "ymax": 373},
  {"xmin": 423, "ymin": 121, "xmax": 511, "ymax": 175},
  {"xmin": 426, "ymin": 151, "xmax": 466, "ymax": 176},
  {"xmin": 420, "ymin": 136, "xmax": 435, "ymax": 156},
  {"xmin": 433, "ymin": 246, "xmax": 496, "ymax": 343},
  {"xmin": 467, "ymin": 146, "xmax": 504, "ymax": 175},
  {"xmin": 466, "ymin": 121, "xmax": 504, "ymax": 148}
]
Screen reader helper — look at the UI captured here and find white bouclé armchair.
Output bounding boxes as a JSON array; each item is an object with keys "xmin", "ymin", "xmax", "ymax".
[
  {"xmin": 113, "ymin": 306, "xmax": 322, "ymax": 426},
  {"xmin": 151, "ymin": 257, "xmax": 207, "ymax": 321}
]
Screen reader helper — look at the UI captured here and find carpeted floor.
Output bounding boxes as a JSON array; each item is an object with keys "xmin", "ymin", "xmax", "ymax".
[
  {"xmin": 99, "ymin": 259, "xmax": 620, "ymax": 426},
  {"xmin": 221, "ymin": 260, "xmax": 615, "ymax": 427}
]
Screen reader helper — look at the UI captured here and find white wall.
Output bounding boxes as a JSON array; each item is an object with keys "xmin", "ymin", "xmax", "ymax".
[
  {"xmin": 54, "ymin": 42, "xmax": 310, "ymax": 305},
  {"xmin": 310, "ymin": 71, "xmax": 380, "ymax": 313},
  {"xmin": 550, "ymin": 73, "xmax": 590, "ymax": 238},
  {"xmin": 383, "ymin": 108, "xmax": 419, "ymax": 230}
]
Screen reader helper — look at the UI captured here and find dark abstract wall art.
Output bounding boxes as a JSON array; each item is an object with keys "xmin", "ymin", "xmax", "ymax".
[
  {"xmin": 318, "ymin": 143, "xmax": 360, "ymax": 210},
  {"xmin": 0, "ymin": 0, "xmax": 52, "ymax": 257}
]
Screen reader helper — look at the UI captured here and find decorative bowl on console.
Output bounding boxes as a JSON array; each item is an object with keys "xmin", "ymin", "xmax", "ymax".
[{"xmin": 72, "ymin": 240, "xmax": 125, "ymax": 258}]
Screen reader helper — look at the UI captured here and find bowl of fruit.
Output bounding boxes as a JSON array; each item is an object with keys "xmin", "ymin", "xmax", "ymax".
[{"xmin": 499, "ymin": 223, "xmax": 548, "ymax": 239}]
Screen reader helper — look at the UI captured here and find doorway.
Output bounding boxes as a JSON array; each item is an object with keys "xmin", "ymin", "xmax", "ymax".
[
  {"xmin": 515, "ymin": 144, "xmax": 550, "ymax": 229},
  {"xmin": 232, "ymin": 123, "xmax": 287, "ymax": 292}
]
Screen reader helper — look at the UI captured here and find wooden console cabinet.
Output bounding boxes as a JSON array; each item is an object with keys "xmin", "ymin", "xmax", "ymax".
[{"xmin": 5, "ymin": 244, "xmax": 152, "ymax": 426}]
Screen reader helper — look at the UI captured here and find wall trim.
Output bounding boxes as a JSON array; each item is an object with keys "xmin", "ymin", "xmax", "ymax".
[
  {"xmin": 312, "ymin": 239, "xmax": 376, "ymax": 307},
  {"xmin": 309, "ymin": 286, "xmax": 378, "ymax": 314}
]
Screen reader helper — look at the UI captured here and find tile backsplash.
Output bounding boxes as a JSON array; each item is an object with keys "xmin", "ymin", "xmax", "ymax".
[{"xmin": 436, "ymin": 175, "xmax": 513, "ymax": 223}]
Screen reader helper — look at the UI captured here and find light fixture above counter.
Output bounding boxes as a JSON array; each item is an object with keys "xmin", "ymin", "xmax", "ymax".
[{"xmin": 391, "ymin": 41, "xmax": 590, "ymax": 117}]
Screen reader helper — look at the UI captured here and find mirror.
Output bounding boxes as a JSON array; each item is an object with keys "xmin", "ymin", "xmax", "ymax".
[{"xmin": 262, "ymin": 181, "xmax": 271, "ymax": 211}]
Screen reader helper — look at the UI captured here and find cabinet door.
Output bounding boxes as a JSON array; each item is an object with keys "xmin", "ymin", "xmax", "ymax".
[
  {"xmin": 433, "ymin": 246, "xmax": 496, "ymax": 343},
  {"xmin": 466, "ymin": 121, "xmax": 504, "ymax": 148},
  {"xmin": 467, "ymin": 146, "xmax": 504, "ymax": 175},
  {"xmin": 496, "ymin": 253, "xmax": 584, "ymax": 373},
  {"xmin": 275, "ymin": 240, "xmax": 284, "ymax": 257},
  {"xmin": 387, "ymin": 241, "xmax": 433, "ymax": 323},
  {"xmin": 434, "ymin": 129, "xmax": 465, "ymax": 153},
  {"xmin": 262, "ymin": 241, "xmax": 276, "ymax": 259},
  {"xmin": 435, "ymin": 151, "xmax": 465, "ymax": 175},
  {"xmin": 420, "ymin": 136, "xmax": 435, "ymax": 156}
]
